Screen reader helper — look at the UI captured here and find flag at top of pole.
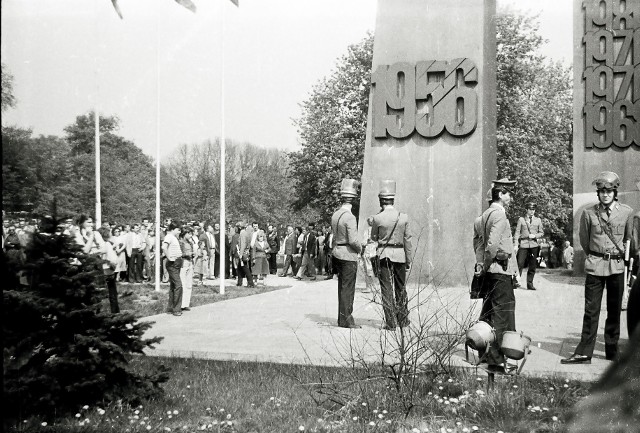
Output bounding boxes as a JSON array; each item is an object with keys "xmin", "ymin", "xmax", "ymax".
[{"xmin": 110, "ymin": 0, "xmax": 238, "ymax": 19}]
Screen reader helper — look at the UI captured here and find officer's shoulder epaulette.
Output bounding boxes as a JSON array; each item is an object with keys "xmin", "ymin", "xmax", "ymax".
[{"xmin": 617, "ymin": 203, "xmax": 633, "ymax": 211}]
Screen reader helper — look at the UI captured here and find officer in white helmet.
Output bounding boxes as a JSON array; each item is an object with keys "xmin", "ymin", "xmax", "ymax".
[{"xmin": 562, "ymin": 171, "xmax": 633, "ymax": 364}]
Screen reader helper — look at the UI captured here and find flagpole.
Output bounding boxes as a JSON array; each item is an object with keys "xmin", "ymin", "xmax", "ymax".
[
  {"xmin": 95, "ymin": 107, "xmax": 101, "ymax": 227},
  {"xmin": 219, "ymin": 0, "xmax": 226, "ymax": 295},
  {"xmin": 155, "ymin": 5, "xmax": 161, "ymax": 292}
]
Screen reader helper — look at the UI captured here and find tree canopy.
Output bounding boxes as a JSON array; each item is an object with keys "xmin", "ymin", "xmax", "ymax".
[{"xmin": 289, "ymin": 12, "xmax": 573, "ymax": 241}]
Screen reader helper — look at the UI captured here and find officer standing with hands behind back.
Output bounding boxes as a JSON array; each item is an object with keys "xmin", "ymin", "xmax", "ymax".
[
  {"xmin": 370, "ymin": 180, "xmax": 413, "ymax": 331},
  {"xmin": 514, "ymin": 202, "xmax": 544, "ymax": 290},
  {"xmin": 331, "ymin": 178, "xmax": 363, "ymax": 329},
  {"xmin": 562, "ymin": 171, "xmax": 633, "ymax": 364}
]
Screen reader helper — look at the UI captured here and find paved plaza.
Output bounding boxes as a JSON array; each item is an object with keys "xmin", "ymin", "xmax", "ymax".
[{"xmin": 143, "ymin": 268, "xmax": 630, "ymax": 382}]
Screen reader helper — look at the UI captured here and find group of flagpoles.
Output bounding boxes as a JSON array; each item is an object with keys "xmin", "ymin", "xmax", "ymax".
[{"xmin": 95, "ymin": 2, "xmax": 232, "ymax": 294}]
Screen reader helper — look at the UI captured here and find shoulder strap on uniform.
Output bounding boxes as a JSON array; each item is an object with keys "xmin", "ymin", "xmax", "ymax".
[
  {"xmin": 377, "ymin": 212, "xmax": 401, "ymax": 257},
  {"xmin": 331, "ymin": 210, "xmax": 347, "ymax": 248},
  {"xmin": 596, "ymin": 210, "xmax": 625, "ymax": 256}
]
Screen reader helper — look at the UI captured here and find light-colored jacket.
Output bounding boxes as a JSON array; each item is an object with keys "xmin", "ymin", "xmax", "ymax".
[
  {"xmin": 370, "ymin": 206, "xmax": 412, "ymax": 265},
  {"xmin": 580, "ymin": 201, "xmax": 633, "ymax": 276},
  {"xmin": 482, "ymin": 203, "xmax": 517, "ymax": 275},
  {"xmin": 473, "ymin": 215, "xmax": 484, "ymax": 264},
  {"xmin": 331, "ymin": 205, "xmax": 361, "ymax": 262},
  {"xmin": 514, "ymin": 215, "xmax": 544, "ymax": 248}
]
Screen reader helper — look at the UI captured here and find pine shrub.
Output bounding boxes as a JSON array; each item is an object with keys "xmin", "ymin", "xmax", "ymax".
[{"xmin": 3, "ymin": 216, "xmax": 169, "ymax": 423}]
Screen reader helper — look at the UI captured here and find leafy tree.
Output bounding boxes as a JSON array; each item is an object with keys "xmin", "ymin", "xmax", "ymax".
[
  {"xmin": 495, "ymin": 11, "xmax": 573, "ymax": 243},
  {"xmin": 2, "ymin": 126, "xmax": 40, "ymax": 212},
  {"xmin": 162, "ymin": 139, "xmax": 319, "ymax": 226},
  {"xmin": 1, "ymin": 63, "xmax": 16, "ymax": 113},
  {"xmin": 288, "ymin": 33, "xmax": 373, "ymax": 222},
  {"xmin": 3, "ymin": 215, "xmax": 168, "ymax": 423},
  {"xmin": 290, "ymin": 12, "xmax": 573, "ymax": 240}
]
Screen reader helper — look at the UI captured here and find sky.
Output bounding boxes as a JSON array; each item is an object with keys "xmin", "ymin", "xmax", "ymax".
[{"xmin": 1, "ymin": 0, "xmax": 572, "ymax": 161}]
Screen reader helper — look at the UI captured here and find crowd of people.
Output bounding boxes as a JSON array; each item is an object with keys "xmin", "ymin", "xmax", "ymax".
[{"xmin": 2, "ymin": 215, "xmax": 343, "ymax": 316}]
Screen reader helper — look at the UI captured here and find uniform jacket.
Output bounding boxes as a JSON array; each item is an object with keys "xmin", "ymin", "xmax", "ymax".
[
  {"xmin": 331, "ymin": 205, "xmax": 362, "ymax": 262},
  {"xmin": 283, "ymin": 232, "xmax": 297, "ymax": 255},
  {"xmin": 370, "ymin": 206, "xmax": 412, "ymax": 265},
  {"xmin": 580, "ymin": 201, "xmax": 633, "ymax": 276},
  {"xmin": 514, "ymin": 215, "xmax": 544, "ymax": 249},
  {"xmin": 482, "ymin": 203, "xmax": 517, "ymax": 275},
  {"xmin": 473, "ymin": 216, "xmax": 484, "ymax": 264}
]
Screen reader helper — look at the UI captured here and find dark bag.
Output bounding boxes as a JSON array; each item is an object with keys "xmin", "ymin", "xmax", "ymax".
[{"xmin": 470, "ymin": 273, "xmax": 486, "ymax": 299}]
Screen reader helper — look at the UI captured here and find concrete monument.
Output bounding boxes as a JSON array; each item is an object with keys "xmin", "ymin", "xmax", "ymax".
[
  {"xmin": 359, "ymin": 0, "xmax": 497, "ymax": 284},
  {"xmin": 573, "ymin": 0, "xmax": 640, "ymax": 273}
]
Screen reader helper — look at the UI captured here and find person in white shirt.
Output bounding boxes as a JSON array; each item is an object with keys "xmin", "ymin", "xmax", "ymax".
[
  {"xmin": 127, "ymin": 224, "xmax": 146, "ymax": 284},
  {"xmin": 163, "ymin": 223, "xmax": 183, "ymax": 316}
]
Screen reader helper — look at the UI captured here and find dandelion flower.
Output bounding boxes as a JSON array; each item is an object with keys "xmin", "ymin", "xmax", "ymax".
[
  {"xmin": 386, "ymin": 419, "xmax": 392, "ymax": 424},
  {"xmin": 146, "ymin": 427, "xmax": 151, "ymax": 431},
  {"xmin": 187, "ymin": 385, "xmax": 191, "ymax": 389},
  {"xmin": 413, "ymin": 428, "xmax": 421, "ymax": 433},
  {"xmin": 513, "ymin": 385, "xmax": 518, "ymax": 389},
  {"xmin": 299, "ymin": 426, "xmax": 305, "ymax": 431},
  {"xmin": 167, "ymin": 411, "xmax": 172, "ymax": 415},
  {"xmin": 552, "ymin": 416, "xmax": 558, "ymax": 421},
  {"xmin": 362, "ymin": 402, "xmax": 367, "ymax": 406},
  {"xmin": 98, "ymin": 409, "xmax": 106, "ymax": 415},
  {"xmin": 439, "ymin": 386, "xmax": 444, "ymax": 390},
  {"xmin": 448, "ymin": 378, "xmax": 453, "ymax": 383},
  {"xmin": 200, "ymin": 425, "xmax": 206, "ymax": 431},
  {"xmin": 219, "ymin": 408, "xmax": 225, "ymax": 412},
  {"xmin": 369, "ymin": 421, "xmax": 376, "ymax": 426},
  {"xmin": 41, "ymin": 422, "xmax": 47, "ymax": 427},
  {"xmin": 463, "ymin": 428, "xmax": 470, "ymax": 433},
  {"xmin": 565, "ymin": 379, "xmax": 570, "ymax": 383},
  {"xmin": 270, "ymin": 397, "xmax": 275, "ymax": 401},
  {"xmin": 173, "ymin": 410, "xmax": 179, "ymax": 415},
  {"xmin": 164, "ymin": 428, "xmax": 171, "ymax": 432},
  {"xmin": 445, "ymin": 401, "xmax": 451, "ymax": 405},
  {"xmin": 226, "ymin": 414, "xmax": 231, "ymax": 420},
  {"xmin": 168, "ymin": 415, "xmax": 172, "ymax": 419},
  {"xmin": 226, "ymin": 421, "xmax": 233, "ymax": 426},
  {"xmin": 472, "ymin": 426, "xmax": 479, "ymax": 431},
  {"xmin": 373, "ymin": 410, "xmax": 378, "ymax": 414},
  {"xmin": 378, "ymin": 414, "xmax": 384, "ymax": 419},
  {"xmin": 206, "ymin": 407, "xmax": 211, "ymax": 411},
  {"xmin": 382, "ymin": 410, "xmax": 388, "ymax": 414},
  {"xmin": 352, "ymin": 416, "xmax": 358, "ymax": 421},
  {"xmin": 83, "ymin": 405, "xmax": 89, "ymax": 410},
  {"xmin": 563, "ymin": 384, "xmax": 569, "ymax": 388},
  {"xmin": 476, "ymin": 377, "xmax": 483, "ymax": 381}
]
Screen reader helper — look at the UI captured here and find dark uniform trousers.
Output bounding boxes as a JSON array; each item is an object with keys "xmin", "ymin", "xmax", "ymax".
[
  {"xmin": 576, "ymin": 273, "xmax": 624, "ymax": 358},
  {"xmin": 516, "ymin": 246, "xmax": 539, "ymax": 289},
  {"xmin": 379, "ymin": 258, "xmax": 409, "ymax": 327},
  {"xmin": 334, "ymin": 257, "xmax": 357, "ymax": 327},
  {"xmin": 479, "ymin": 273, "xmax": 516, "ymax": 365}
]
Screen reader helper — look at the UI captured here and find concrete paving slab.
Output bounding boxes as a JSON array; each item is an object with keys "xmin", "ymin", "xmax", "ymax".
[{"xmin": 143, "ymin": 269, "xmax": 630, "ymax": 382}]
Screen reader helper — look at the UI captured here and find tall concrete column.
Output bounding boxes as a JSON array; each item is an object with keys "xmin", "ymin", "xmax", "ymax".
[
  {"xmin": 572, "ymin": 0, "xmax": 640, "ymax": 273},
  {"xmin": 359, "ymin": 0, "xmax": 497, "ymax": 285}
]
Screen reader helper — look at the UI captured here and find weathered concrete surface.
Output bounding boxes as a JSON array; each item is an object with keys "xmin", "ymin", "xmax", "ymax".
[
  {"xmin": 143, "ymin": 269, "xmax": 630, "ymax": 382},
  {"xmin": 358, "ymin": 0, "xmax": 497, "ymax": 285}
]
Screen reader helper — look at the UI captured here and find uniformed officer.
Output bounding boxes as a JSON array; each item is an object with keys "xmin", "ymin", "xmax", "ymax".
[
  {"xmin": 626, "ymin": 175, "xmax": 640, "ymax": 337},
  {"xmin": 562, "ymin": 171, "xmax": 633, "ymax": 364},
  {"xmin": 514, "ymin": 202, "xmax": 544, "ymax": 290},
  {"xmin": 331, "ymin": 178, "xmax": 363, "ymax": 329},
  {"xmin": 479, "ymin": 178, "xmax": 518, "ymax": 372},
  {"xmin": 370, "ymin": 180, "xmax": 413, "ymax": 330}
]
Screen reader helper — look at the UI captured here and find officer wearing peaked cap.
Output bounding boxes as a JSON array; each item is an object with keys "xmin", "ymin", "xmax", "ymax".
[
  {"xmin": 562, "ymin": 171, "xmax": 633, "ymax": 365},
  {"xmin": 514, "ymin": 202, "xmax": 544, "ymax": 290},
  {"xmin": 331, "ymin": 178, "xmax": 363, "ymax": 329},
  {"xmin": 477, "ymin": 178, "xmax": 518, "ymax": 371},
  {"xmin": 370, "ymin": 180, "xmax": 413, "ymax": 330}
]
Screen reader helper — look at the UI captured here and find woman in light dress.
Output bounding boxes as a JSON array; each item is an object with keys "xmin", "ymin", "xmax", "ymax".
[
  {"xmin": 111, "ymin": 226, "xmax": 128, "ymax": 282},
  {"xmin": 251, "ymin": 230, "xmax": 271, "ymax": 286}
]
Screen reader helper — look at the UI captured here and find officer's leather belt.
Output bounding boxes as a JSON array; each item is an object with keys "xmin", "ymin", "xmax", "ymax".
[
  {"xmin": 590, "ymin": 251, "xmax": 622, "ymax": 260},
  {"xmin": 336, "ymin": 243, "xmax": 350, "ymax": 246},
  {"xmin": 381, "ymin": 244, "xmax": 404, "ymax": 248}
]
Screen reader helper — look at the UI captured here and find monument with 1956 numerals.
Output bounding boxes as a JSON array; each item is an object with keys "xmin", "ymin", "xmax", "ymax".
[{"xmin": 359, "ymin": 0, "xmax": 497, "ymax": 285}]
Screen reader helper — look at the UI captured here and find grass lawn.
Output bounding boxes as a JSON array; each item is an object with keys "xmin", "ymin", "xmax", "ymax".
[
  {"xmin": 13, "ymin": 356, "xmax": 591, "ymax": 433},
  {"xmin": 108, "ymin": 278, "xmax": 285, "ymax": 318}
]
